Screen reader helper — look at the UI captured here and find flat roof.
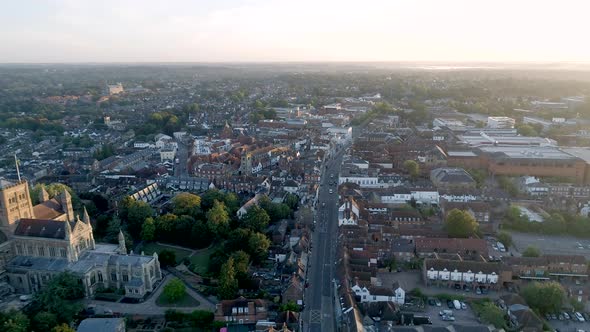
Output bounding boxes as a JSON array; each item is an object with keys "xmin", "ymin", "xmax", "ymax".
[
  {"xmin": 479, "ymin": 146, "xmax": 577, "ymax": 160},
  {"xmin": 561, "ymin": 147, "xmax": 590, "ymax": 163},
  {"xmin": 447, "ymin": 151, "xmax": 477, "ymax": 157}
]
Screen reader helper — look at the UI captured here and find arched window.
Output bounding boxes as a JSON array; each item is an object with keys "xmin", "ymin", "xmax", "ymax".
[{"xmin": 97, "ymin": 271, "xmax": 103, "ymax": 282}]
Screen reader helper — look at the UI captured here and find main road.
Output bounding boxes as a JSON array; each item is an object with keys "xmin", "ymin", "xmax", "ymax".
[{"xmin": 303, "ymin": 144, "xmax": 347, "ymax": 332}]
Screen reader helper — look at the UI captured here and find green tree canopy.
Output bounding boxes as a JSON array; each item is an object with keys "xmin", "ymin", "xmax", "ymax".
[
  {"xmin": 158, "ymin": 249, "xmax": 177, "ymax": 267},
  {"xmin": 478, "ymin": 302, "xmax": 506, "ymax": 328},
  {"xmin": 206, "ymin": 200, "xmax": 230, "ymax": 237},
  {"xmin": 163, "ymin": 278, "xmax": 186, "ymax": 303},
  {"xmin": 497, "ymin": 231, "xmax": 513, "ymax": 248},
  {"xmin": 403, "ymin": 160, "xmax": 419, "ymax": 178},
  {"xmin": 172, "ymin": 192, "xmax": 202, "ymax": 217},
  {"xmin": 248, "ymin": 232, "xmax": 271, "ymax": 263},
  {"xmin": 521, "ymin": 281, "xmax": 565, "ymax": 314},
  {"xmin": 230, "ymin": 250, "xmax": 251, "ymax": 280},
  {"xmin": 517, "ymin": 124, "xmax": 538, "ymax": 137},
  {"xmin": 32, "ymin": 272, "xmax": 85, "ymax": 323},
  {"xmin": 445, "ymin": 209, "xmax": 478, "ymax": 238},
  {"xmin": 141, "ymin": 217, "xmax": 156, "ymax": 242},
  {"xmin": 522, "ymin": 245, "xmax": 541, "ymax": 257},
  {"xmin": 0, "ymin": 309, "xmax": 30, "ymax": 332},
  {"xmin": 124, "ymin": 199, "xmax": 154, "ymax": 238},
  {"xmin": 30, "ymin": 183, "xmax": 81, "ymax": 209},
  {"xmin": 242, "ymin": 205, "xmax": 271, "ymax": 232},
  {"xmin": 32, "ymin": 311, "xmax": 58, "ymax": 332},
  {"xmin": 51, "ymin": 323, "xmax": 76, "ymax": 332},
  {"xmin": 218, "ymin": 257, "xmax": 238, "ymax": 300}
]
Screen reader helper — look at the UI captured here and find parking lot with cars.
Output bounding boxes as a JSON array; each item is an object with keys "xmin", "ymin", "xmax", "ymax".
[
  {"xmin": 510, "ymin": 231, "xmax": 590, "ymax": 259},
  {"xmin": 546, "ymin": 310, "xmax": 590, "ymax": 332},
  {"xmin": 423, "ymin": 298, "xmax": 480, "ymax": 326}
]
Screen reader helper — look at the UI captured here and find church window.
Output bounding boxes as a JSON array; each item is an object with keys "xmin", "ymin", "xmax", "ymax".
[
  {"xmin": 98, "ymin": 271, "xmax": 103, "ymax": 282},
  {"xmin": 111, "ymin": 273, "xmax": 117, "ymax": 281},
  {"xmin": 27, "ymin": 246, "xmax": 34, "ymax": 255},
  {"xmin": 38, "ymin": 247, "xmax": 45, "ymax": 257},
  {"xmin": 60, "ymin": 248, "xmax": 67, "ymax": 257},
  {"xmin": 123, "ymin": 274, "xmax": 129, "ymax": 282},
  {"xmin": 49, "ymin": 247, "xmax": 56, "ymax": 257},
  {"xmin": 90, "ymin": 274, "xmax": 96, "ymax": 285}
]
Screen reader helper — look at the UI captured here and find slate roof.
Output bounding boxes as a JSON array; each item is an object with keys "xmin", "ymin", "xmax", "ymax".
[{"xmin": 14, "ymin": 218, "xmax": 72, "ymax": 239}]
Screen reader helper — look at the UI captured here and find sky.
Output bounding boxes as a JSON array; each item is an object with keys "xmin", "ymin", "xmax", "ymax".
[{"xmin": 1, "ymin": 0, "xmax": 589, "ymax": 63}]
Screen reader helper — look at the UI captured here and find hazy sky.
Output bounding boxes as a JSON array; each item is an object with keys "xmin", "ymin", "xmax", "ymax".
[{"xmin": 1, "ymin": 0, "xmax": 589, "ymax": 63}]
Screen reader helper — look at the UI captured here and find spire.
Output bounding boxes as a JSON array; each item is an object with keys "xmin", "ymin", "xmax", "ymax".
[
  {"xmin": 117, "ymin": 229, "xmax": 127, "ymax": 254},
  {"xmin": 60, "ymin": 189, "xmax": 74, "ymax": 222},
  {"xmin": 82, "ymin": 206, "xmax": 91, "ymax": 224},
  {"xmin": 40, "ymin": 187, "xmax": 49, "ymax": 202}
]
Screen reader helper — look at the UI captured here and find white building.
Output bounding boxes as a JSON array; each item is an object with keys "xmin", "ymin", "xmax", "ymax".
[
  {"xmin": 339, "ymin": 176, "xmax": 382, "ymax": 188},
  {"xmin": 338, "ymin": 199, "xmax": 360, "ymax": 226},
  {"xmin": 351, "ymin": 284, "xmax": 405, "ymax": 304},
  {"xmin": 426, "ymin": 268, "xmax": 498, "ymax": 284},
  {"xmin": 160, "ymin": 148, "xmax": 176, "ymax": 162},
  {"xmin": 487, "ymin": 116, "xmax": 515, "ymax": 129}
]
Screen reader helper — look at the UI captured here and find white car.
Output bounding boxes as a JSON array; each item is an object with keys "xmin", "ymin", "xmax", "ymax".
[
  {"xmin": 575, "ymin": 312, "xmax": 585, "ymax": 322},
  {"xmin": 329, "ymin": 189, "xmax": 333, "ymax": 194}
]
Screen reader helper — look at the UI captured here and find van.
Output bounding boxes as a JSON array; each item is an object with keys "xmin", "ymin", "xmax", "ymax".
[{"xmin": 453, "ymin": 300, "xmax": 461, "ymax": 310}]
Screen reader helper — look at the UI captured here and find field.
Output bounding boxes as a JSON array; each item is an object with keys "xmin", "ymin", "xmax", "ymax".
[
  {"xmin": 188, "ymin": 248, "xmax": 212, "ymax": 275},
  {"xmin": 155, "ymin": 292, "xmax": 200, "ymax": 307}
]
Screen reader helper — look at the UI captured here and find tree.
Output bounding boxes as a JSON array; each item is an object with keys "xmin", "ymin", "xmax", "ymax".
[
  {"xmin": 218, "ymin": 257, "xmax": 238, "ymax": 300},
  {"xmin": 172, "ymin": 192, "xmax": 201, "ymax": 217},
  {"xmin": 0, "ymin": 310, "xmax": 30, "ymax": 332},
  {"xmin": 230, "ymin": 250, "xmax": 250, "ymax": 280},
  {"xmin": 30, "ymin": 183, "xmax": 80, "ymax": 208},
  {"xmin": 163, "ymin": 278, "xmax": 186, "ymax": 303},
  {"xmin": 248, "ymin": 232, "xmax": 271, "ymax": 263},
  {"xmin": 206, "ymin": 200, "xmax": 230, "ymax": 237},
  {"xmin": 51, "ymin": 323, "xmax": 76, "ymax": 332},
  {"xmin": 479, "ymin": 302, "xmax": 506, "ymax": 328},
  {"xmin": 125, "ymin": 200, "xmax": 154, "ymax": 238},
  {"xmin": 517, "ymin": 124, "xmax": 538, "ymax": 137},
  {"xmin": 189, "ymin": 310, "xmax": 214, "ymax": 328},
  {"xmin": 190, "ymin": 219, "xmax": 212, "ymax": 249},
  {"xmin": 445, "ymin": 209, "xmax": 478, "ymax": 238},
  {"xmin": 284, "ymin": 193, "xmax": 299, "ymax": 210},
  {"xmin": 33, "ymin": 272, "xmax": 85, "ymax": 323},
  {"xmin": 522, "ymin": 245, "xmax": 541, "ymax": 257},
  {"xmin": 279, "ymin": 301, "xmax": 301, "ymax": 312},
  {"xmin": 141, "ymin": 217, "xmax": 156, "ymax": 242},
  {"xmin": 403, "ymin": 160, "xmax": 419, "ymax": 179},
  {"xmin": 104, "ymin": 215, "xmax": 122, "ymax": 243},
  {"xmin": 521, "ymin": 281, "xmax": 565, "ymax": 314},
  {"xmin": 242, "ymin": 205, "xmax": 271, "ymax": 232},
  {"xmin": 32, "ymin": 311, "xmax": 58, "ymax": 332},
  {"xmin": 497, "ymin": 231, "xmax": 513, "ymax": 248},
  {"xmin": 159, "ymin": 249, "xmax": 177, "ymax": 267}
]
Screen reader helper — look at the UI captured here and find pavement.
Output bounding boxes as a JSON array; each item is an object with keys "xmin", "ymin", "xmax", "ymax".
[
  {"xmin": 510, "ymin": 231, "xmax": 590, "ymax": 259},
  {"xmin": 86, "ymin": 273, "xmax": 215, "ymax": 315},
  {"xmin": 302, "ymin": 145, "xmax": 347, "ymax": 332}
]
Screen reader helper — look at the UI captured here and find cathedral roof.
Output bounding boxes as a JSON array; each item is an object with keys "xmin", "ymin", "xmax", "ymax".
[
  {"xmin": 32, "ymin": 199, "xmax": 64, "ymax": 219},
  {"xmin": 14, "ymin": 218, "xmax": 73, "ymax": 239}
]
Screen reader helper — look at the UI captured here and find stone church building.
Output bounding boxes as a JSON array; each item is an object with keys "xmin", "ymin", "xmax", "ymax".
[{"xmin": 0, "ymin": 179, "xmax": 162, "ymax": 298}]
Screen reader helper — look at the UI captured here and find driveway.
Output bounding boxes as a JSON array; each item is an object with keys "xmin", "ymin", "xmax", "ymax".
[{"xmin": 86, "ymin": 274, "xmax": 215, "ymax": 315}]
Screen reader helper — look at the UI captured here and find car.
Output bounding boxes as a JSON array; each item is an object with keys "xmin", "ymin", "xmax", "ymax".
[
  {"xmin": 476, "ymin": 287, "xmax": 482, "ymax": 295},
  {"xmin": 575, "ymin": 312, "xmax": 585, "ymax": 322},
  {"xmin": 434, "ymin": 299, "xmax": 442, "ymax": 307},
  {"xmin": 582, "ymin": 312, "xmax": 590, "ymax": 321},
  {"xmin": 563, "ymin": 312, "xmax": 571, "ymax": 320},
  {"xmin": 428, "ymin": 299, "xmax": 436, "ymax": 306},
  {"xmin": 19, "ymin": 295, "xmax": 32, "ymax": 302},
  {"xmin": 329, "ymin": 189, "xmax": 333, "ymax": 194},
  {"xmin": 447, "ymin": 300, "xmax": 454, "ymax": 309},
  {"xmin": 551, "ymin": 313, "xmax": 558, "ymax": 320},
  {"xmin": 441, "ymin": 315, "xmax": 455, "ymax": 321},
  {"xmin": 545, "ymin": 314, "xmax": 552, "ymax": 321},
  {"xmin": 558, "ymin": 313, "xmax": 565, "ymax": 320},
  {"xmin": 439, "ymin": 310, "xmax": 453, "ymax": 316},
  {"xmin": 460, "ymin": 302, "xmax": 467, "ymax": 310}
]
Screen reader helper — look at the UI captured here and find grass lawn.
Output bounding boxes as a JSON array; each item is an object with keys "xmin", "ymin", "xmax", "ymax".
[
  {"xmin": 155, "ymin": 291, "xmax": 200, "ymax": 307},
  {"xmin": 140, "ymin": 243, "xmax": 192, "ymax": 265},
  {"xmin": 189, "ymin": 247, "xmax": 213, "ymax": 275}
]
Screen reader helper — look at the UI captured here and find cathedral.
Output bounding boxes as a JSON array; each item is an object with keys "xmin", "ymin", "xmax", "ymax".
[{"xmin": 0, "ymin": 179, "xmax": 162, "ymax": 298}]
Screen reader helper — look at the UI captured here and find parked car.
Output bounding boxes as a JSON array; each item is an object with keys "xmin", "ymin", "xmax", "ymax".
[
  {"xmin": 428, "ymin": 298, "xmax": 436, "ymax": 306},
  {"xmin": 447, "ymin": 300, "xmax": 454, "ymax": 309},
  {"xmin": 441, "ymin": 315, "xmax": 455, "ymax": 321},
  {"xmin": 439, "ymin": 310, "xmax": 453, "ymax": 317},
  {"xmin": 476, "ymin": 287, "xmax": 482, "ymax": 295},
  {"xmin": 551, "ymin": 313, "xmax": 557, "ymax": 320},
  {"xmin": 460, "ymin": 302, "xmax": 467, "ymax": 310},
  {"xmin": 575, "ymin": 312, "xmax": 585, "ymax": 322},
  {"xmin": 558, "ymin": 313, "xmax": 565, "ymax": 320},
  {"xmin": 434, "ymin": 299, "xmax": 442, "ymax": 307},
  {"xmin": 563, "ymin": 312, "xmax": 571, "ymax": 320},
  {"xmin": 582, "ymin": 312, "xmax": 590, "ymax": 321}
]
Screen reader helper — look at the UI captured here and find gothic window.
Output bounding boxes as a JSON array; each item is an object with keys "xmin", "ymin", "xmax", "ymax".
[
  {"xmin": 60, "ymin": 248, "xmax": 67, "ymax": 257},
  {"xmin": 111, "ymin": 273, "xmax": 117, "ymax": 281},
  {"xmin": 38, "ymin": 247, "xmax": 45, "ymax": 257},
  {"xmin": 90, "ymin": 274, "xmax": 96, "ymax": 285},
  {"xmin": 98, "ymin": 271, "xmax": 103, "ymax": 282},
  {"xmin": 123, "ymin": 274, "xmax": 129, "ymax": 282},
  {"xmin": 27, "ymin": 246, "xmax": 34, "ymax": 255},
  {"xmin": 49, "ymin": 247, "xmax": 56, "ymax": 257}
]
